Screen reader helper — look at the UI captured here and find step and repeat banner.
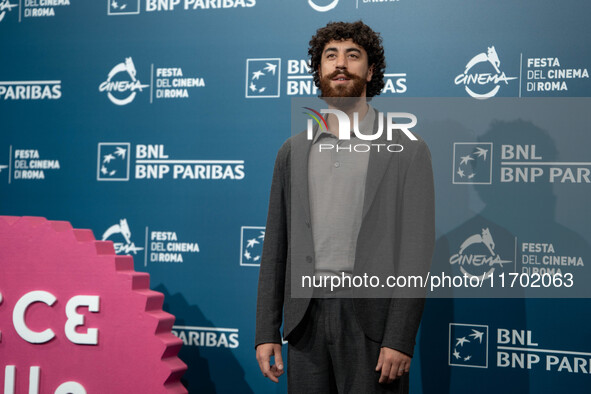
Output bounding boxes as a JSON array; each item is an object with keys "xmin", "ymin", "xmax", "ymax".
[{"xmin": 1, "ymin": 1, "xmax": 590, "ymax": 393}]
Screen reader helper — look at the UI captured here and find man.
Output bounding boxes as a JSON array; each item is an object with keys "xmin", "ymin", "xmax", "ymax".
[{"xmin": 256, "ymin": 21, "xmax": 434, "ymax": 393}]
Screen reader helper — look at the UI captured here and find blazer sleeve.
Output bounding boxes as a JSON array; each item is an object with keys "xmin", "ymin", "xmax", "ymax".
[
  {"xmin": 380, "ymin": 139, "xmax": 435, "ymax": 357},
  {"xmin": 255, "ymin": 142, "xmax": 289, "ymax": 348}
]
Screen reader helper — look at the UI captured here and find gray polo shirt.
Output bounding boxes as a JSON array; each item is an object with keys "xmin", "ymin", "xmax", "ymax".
[{"xmin": 308, "ymin": 106, "xmax": 376, "ymax": 277}]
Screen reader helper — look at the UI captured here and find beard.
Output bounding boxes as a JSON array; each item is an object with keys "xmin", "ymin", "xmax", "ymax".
[{"xmin": 319, "ymin": 69, "xmax": 368, "ymax": 110}]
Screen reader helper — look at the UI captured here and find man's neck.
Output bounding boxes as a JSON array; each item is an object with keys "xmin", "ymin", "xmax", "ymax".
[{"xmin": 325, "ymin": 98, "xmax": 369, "ymax": 137}]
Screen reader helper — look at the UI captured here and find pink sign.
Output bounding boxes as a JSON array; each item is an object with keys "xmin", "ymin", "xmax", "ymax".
[{"xmin": 0, "ymin": 216, "xmax": 187, "ymax": 393}]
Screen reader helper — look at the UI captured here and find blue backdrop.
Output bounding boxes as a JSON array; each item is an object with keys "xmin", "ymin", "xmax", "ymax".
[{"xmin": 1, "ymin": 0, "xmax": 590, "ymax": 393}]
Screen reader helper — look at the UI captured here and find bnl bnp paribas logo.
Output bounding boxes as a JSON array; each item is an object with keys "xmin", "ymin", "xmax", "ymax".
[
  {"xmin": 245, "ymin": 58, "xmax": 407, "ymax": 98},
  {"xmin": 450, "ymin": 324, "xmax": 591, "ymax": 375},
  {"xmin": 102, "ymin": 218, "xmax": 144, "ymax": 255},
  {"xmin": 453, "ymin": 142, "xmax": 493, "ymax": 185},
  {"xmin": 97, "ymin": 143, "xmax": 130, "ymax": 181},
  {"xmin": 449, "ymin": 323, "xmax": 489, "ymax": 368},
  {"xmin": 245, "ymin": 59, "xmax": 280, "ymax": 98},
  {"xmin": 108, "ymin": 0, "xmax": 255, "ymax": 14},
  {"xmin": 455, "ymin": 46, "xmax": 517, "ymax": 99},
  {"xmin": 97, "ymin": 143, "xmax": 245, "ymax": 181},
  {"xmin": 108, "ymin": 0, "xmax": 140, "ymax": 15},
  {"xmin": 240, "ymin": 226, "xmax": 265, "ymax": 266},
  {"xmin": 172, "ymin": 325, "xmax": 239, "ymax": 348}
]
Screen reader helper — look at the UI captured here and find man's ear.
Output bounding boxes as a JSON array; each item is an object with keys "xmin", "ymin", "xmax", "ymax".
[{"xmin": 367, "ymin": 64, "xmax": 374, "ymax": 82}]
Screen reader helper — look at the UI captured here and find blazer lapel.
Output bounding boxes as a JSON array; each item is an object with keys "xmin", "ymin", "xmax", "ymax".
[
  {"xmin": 362, "ymin": 111, "xmax": 393, "ymax": 221},
  {"xmin": 292, "ymin": 130, "xmax": 313, "ymax": 225}
]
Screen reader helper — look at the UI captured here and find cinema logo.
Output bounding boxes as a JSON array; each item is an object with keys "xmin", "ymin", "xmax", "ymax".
[
  {"xmin": 449, "ymin": 228, "xmax": 514, "ymax": 281},
  {"xmin": 0, "ymin": 0, "xmax": 71, "ymax": 21},
  {"xmin": 7, "ymin": 147, "xmax": 61, "ymax": 181},
  {"xmin": 357, "ymin": 0, "xmax": 403, "ymax": 8},
  {"xmin": 308, "ymin": 0, "xmax": 338, "ymax": 12},
  {"xmin": 99, "ymin": 57, "xmax": 149, "ymax": 105},
  {"xmin": 101, "ymin": 218, "xmax": 144, "ymax": 255},
  {"xmin": 99, "ymin": 58, "xmax": 205, "ymax": 104},
  {"xmin": 153, "ymin": 66, "xmax": 205, "ymax": 99},
  {"xmin": 97, "ymin": 143, "xmax": 245, "ymax": 181},
  {"xmin": 0, "ymin": 0, "xmax": 18, "ymax": 22},
  {"xmin": 22, "ymin": 0, "xmax": 71, "ymax": 18},
  {"xmin": 455, "ymin": 46, "xmax": 517, "ymax": 99},
  {"xmin": 0, "ymin": 163, "xmax": 7, "ymax": 180},
  {"xmin": 146, "ymin": 229, "xmax": 200, "ymax": 264},
  {"xmin": 246, "ymin": 58, "xmax": 407, "ymax": 98},
  {"xmin": 172, "ymin": 325, "xmax": 239, "ymax": 348},
  {"xmin": 303, "ymin": 107, "xmax": 417, "ymax": 153},
  {"xmin": 0, "ymin": 149, "xmax": 8, "ymax": 183},
  {"xmin": 525, "ymin": 57, "xmax": 589, "ymax": 93},
  {"xmin": 102, "ymin": 219, "xmax": 200, "ymax": 263},
  {"xmin": 0, "ymin": 80, "xmax": 61, "ymax": 100},
  {"xmin": 520, "ymin": 241, "xmax": 585, "ymax": 277}
]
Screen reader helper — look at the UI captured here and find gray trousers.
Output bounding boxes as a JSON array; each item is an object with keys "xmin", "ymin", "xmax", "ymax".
[{"xmin": 287, "ymin": 298, "xmax": 409, "ymax": 394}]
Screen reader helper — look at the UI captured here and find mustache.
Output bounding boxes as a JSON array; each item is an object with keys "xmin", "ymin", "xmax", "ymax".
[{"xmin": 325, "ymin": 69, "xmax": 361, "ymax": 80}]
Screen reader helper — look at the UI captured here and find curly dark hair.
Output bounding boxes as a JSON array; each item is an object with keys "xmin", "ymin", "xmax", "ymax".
[{"xmin": 308, "ymin": 21, "xmax": 386, "ymax": 98}]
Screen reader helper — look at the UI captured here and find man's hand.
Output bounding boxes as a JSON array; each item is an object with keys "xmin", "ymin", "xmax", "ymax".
[
  {"xmin": 256, "ymin": 343, "xmax": 284, "ymax": 383},
  {"xmin": 375, "ymin": 347, "xmax": 411, "ymax": 384}
]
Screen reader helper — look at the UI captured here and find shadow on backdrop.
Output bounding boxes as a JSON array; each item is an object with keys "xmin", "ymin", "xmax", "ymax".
[{"xmin": 155, "ymin": 284, "xmax": 255, "ymax": 394}]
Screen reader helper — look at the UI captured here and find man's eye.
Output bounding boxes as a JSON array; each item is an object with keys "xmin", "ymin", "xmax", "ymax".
[
  {"xmin": 326, "ymin": 54, "xmax": 336, "ymax": 59},
  {"xmin": 349, "ymin": 54, "xmax": 359, "ymax": 59}
]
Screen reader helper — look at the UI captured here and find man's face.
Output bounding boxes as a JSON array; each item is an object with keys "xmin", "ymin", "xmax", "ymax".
[{"xmin": 318, "ymin": 39, "xmax": 373, "ymax": 99}]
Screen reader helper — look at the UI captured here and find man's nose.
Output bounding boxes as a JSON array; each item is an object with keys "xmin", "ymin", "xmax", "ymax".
[{"xmin": 335, "ymin": 53, "xmax": 347, "ymax": 69}]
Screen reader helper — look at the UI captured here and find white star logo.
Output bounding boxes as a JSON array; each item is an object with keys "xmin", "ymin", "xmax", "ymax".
[
  {"xmin": 252, "ymin": 70, "xmax": 264, "ymax": 80},
  {"xmin": 469, "ymin": 329, "xmax": 484, "ymax": 343},
  {"xmin": 264, "ymin": 63, "xmax": 277, "ymax": 75},
  {"xmin": 460, "ymin": 155, "xmax": 474, "ymax": 165},
  {"xmin": 475, "ymin": 147, "xmax": 488, "ymax": 161},
  {"xmin": 247, "ymin": 238, "xmax": 260, "ymax": 248}
]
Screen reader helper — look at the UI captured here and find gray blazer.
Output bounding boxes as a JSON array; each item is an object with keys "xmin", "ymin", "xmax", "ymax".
[{"xmin": 255, "ymin": 112, "xmax": 435, "ymax": 357}]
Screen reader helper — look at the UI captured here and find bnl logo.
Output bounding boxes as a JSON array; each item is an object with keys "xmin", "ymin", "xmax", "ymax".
[
  {"xmin": 449, "ymin": 323, "xmax": 488, "ymax": 368},
  {"xmin": 240, "ymin": 226, "xmax": 265, "ymax": 266},
  {"xmin": 108, "ymin": 0, "xmax": 140, "ymax": 15},
  {"xmin": 453, "ymin": 142, "xmax": 493, "ymax": 184},
  {"xmin": 97, "ymin": 143, "xmax": 130, "ymax": 181},
  {"xmin": 245, "ymin": 59, "xmax": 280, "ymax": 98}
]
